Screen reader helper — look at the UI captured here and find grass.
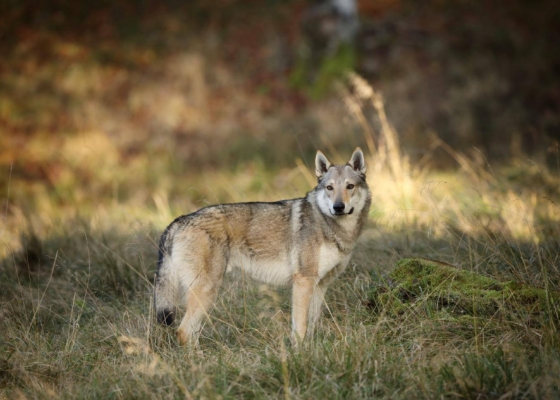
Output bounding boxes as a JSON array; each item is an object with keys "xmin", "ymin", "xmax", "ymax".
[{"xmin": 1, "ymin": 76, "xmax": 560, "ymax": 398}]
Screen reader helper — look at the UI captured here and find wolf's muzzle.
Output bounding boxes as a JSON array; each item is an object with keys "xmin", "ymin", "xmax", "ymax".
[{"xmin": 333, "ymin": 202, "xmax": 345, "ymax": 214}]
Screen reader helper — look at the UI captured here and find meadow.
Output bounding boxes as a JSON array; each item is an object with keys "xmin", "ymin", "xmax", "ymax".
[
  {"xmin": 1, "ymin": 2, "xmax": 560, "ymax": 397},
  {"xmin": 1, "ymin": 73, "xmax": 559, "ymax": 398}
]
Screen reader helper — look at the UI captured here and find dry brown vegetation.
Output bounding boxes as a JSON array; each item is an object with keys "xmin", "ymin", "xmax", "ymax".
[
  {"xmin": 2, "ymin": 73, "xmax": 559, "ymax": 398},
  {"xmin": 1, "ymin": 1, "xmax": 560, "ymax": 398}
]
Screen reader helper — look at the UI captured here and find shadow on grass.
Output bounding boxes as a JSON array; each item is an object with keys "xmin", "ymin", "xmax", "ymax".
[{"xmin": 1, "ymin": 214, "xmax": 560, "ymax": 397}]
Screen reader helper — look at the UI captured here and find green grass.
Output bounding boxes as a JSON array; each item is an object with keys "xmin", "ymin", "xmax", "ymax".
[{"xmin": 370, "ymin": 258, "xmax": 560, "ymax": 322}]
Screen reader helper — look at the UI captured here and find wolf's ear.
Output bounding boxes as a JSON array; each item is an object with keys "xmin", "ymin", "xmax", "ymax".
[
  {"xmin": 315, "ymin": 150, "xmax": 332, "ymax": 179},
  {"xmin": 348, "ymin": 147, "xmax": 366, "ymax": 175}
]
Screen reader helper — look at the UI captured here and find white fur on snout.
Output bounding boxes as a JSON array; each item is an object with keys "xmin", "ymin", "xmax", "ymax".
[{"xmin": 317, "ymin": 188, "xmax": 362, "ymax": 216}]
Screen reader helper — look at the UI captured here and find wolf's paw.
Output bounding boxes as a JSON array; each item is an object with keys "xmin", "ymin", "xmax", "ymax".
[
  {"xmin": 176, "ymin": 328, "xmax": 201, "ymax": 348},
  {"xmin": 176, "ymin": 329, "xmax": 189, "ymax": 346}
]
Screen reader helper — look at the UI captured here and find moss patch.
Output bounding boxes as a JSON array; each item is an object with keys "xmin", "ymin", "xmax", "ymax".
[{"xmin": 367, "ymin": 258, "xmax": 560, "ymax": 328}]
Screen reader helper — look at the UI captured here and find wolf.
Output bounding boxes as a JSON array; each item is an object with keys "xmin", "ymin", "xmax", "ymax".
[{"xmin": 154, "ymin": 148, "xmax": 371, "ymax": 344}]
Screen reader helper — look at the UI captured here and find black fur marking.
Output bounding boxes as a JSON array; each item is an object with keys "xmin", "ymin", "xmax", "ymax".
[
  {"xmin": 154, "ymin": 220, "xmax": 178, "ymax": 322},
  {"xmin": 224, "ymin": 233, "xmax": 231, "ymax": 252},
  {"xmin": 287, "ymin": 201, "xmax": 292, "ymax": 224},
  {"xmin": 155, "ymin": 226, "xmax": 172, "ymax": 280},
  {"xmin": 192, "ymin": 200, "xmax": 296, "ymax": 211},
  {"xmin": 299, "ymin": 200, "xmax": 311, "ymax": 230},
  {"xmin": 223, "ymin": 234, "xmax": 231, "ymax": 268},
  {"xmin": 318, "ymin": 159, "xmax": 328, "ymax": 174},
  {"xmin": 348, "ymin": 151, "xmax": 364, "ymax": 172},
  {"xmin": 157, "ymin": 309, "xmax": 175, "ymax": 326}
]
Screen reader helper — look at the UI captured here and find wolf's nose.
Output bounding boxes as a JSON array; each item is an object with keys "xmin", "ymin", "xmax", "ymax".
[{"xmin": 333, "ymin": 202, "xmax": 345, "ymax": 212}]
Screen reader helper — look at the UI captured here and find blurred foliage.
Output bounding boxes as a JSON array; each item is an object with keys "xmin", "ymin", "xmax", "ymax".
[
  {"xmin": 356, "ymin": 0, "xmax": 560, "ymax": 161},
  {"xmin": 291, "ymin": 43, "xmax": 356, "ymax": 99},
  {"xmin": 1, "ymin": 0, "xmax": 559, "ymax": 213}
]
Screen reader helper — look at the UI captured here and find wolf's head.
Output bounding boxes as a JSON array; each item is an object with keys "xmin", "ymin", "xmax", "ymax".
[{"xmin": 314, "ymin": 148, "xmax": 370, "ymax": 217}]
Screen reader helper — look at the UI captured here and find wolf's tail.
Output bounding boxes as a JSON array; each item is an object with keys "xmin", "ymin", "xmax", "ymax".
[{"xmin": 154, "ymin": 227, "xmax": 177, "ymax": 326}]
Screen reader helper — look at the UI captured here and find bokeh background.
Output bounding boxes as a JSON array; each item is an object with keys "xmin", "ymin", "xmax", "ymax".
[
  {"xmin": 2, "ymin": 1, "xmax": 560, "ymax": 397},
  {"xmin": 1, "ymin": 0, "xmax": 559, "ymax": 212}
]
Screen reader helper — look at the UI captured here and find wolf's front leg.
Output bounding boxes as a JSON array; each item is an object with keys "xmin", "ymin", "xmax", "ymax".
[
  {"xmin": 291, "ymin": 273, "xmax": 318, "ymax": 341},
  {"xmin": 306, "ymin": 282, "xmax": 328, "ymax": 335},
  {"xmin": 305, "ymin": 262, "xmax": 348, "ymax": 337}
]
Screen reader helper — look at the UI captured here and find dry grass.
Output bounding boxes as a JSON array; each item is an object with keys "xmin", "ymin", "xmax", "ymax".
[{"xmin": 1, "ymin": 76, "xmax": 560, "ymax": 399}]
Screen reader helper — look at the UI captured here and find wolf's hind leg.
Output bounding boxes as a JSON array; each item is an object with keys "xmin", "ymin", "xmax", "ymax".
[
  {"xmin": 176, "ymin": 273, "xmax": 223, "ymax": 345},
  {"xmin": 176, "ymin": 278, "xmax": 221, "ymax": 345}
]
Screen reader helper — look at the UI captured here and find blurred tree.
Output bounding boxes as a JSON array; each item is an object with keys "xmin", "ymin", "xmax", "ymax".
[
  {"xmin": 303, "ymin": 0, "xmax": 359, "ymax": 56},
  {"xmin": 292, "ymin": 0, "xmax": 359, "ymax": 97}
]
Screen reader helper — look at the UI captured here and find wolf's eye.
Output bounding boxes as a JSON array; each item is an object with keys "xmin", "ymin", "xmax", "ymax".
[
  {"xmin": 326, "ymin": 185, "xmax": 333, "ymax": 191},
  {"xmin": 347, "ymin": 184, "xmax": 355, "ymax": 190}
]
